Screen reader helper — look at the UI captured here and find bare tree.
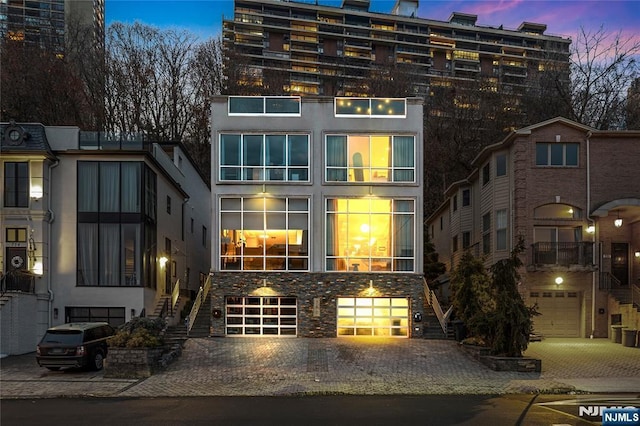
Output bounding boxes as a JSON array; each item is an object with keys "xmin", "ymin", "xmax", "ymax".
[
  {"xmin": 567, "ymin": 26, "xmax": 640, "ymax": 129},
  {"xmin": 0, "ymin": 24, "xmax": 98, "ymax": 127}
]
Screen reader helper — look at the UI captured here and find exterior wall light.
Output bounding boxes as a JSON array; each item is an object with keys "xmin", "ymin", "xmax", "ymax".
[
  {"xmin": 587, "ymin": 225, "xmax": 595, "ymax": 234},
  {"xmin": 614, "ymin": 211, "xmax": 622, "ymax": 228},
  {"xmin": 33, "ymin": 261, "xmax": 44, "ymax": 275},
  {"xmin": 30, "ymin": 185, "xmax": 43, "ymax": 199},
  {"xmin": 159, "ymin": 256, "xmax": 169, "ymax": 267},
  {"xmin": 635, "ymin": 251, "xmax": 640, "ymax": 258},
  {"xmin": 555, "ymin": 276, "xmax": 563, "ymax": 285}
]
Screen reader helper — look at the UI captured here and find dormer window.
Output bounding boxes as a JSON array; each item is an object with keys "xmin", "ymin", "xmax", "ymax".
[{"xmin": 4, "ymin": 122, "xmax": 26, "ymax": 146}]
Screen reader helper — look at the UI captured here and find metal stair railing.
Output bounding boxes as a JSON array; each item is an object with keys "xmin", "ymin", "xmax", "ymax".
[
  {"xmin": 187, "ymin": 274, "xmax": 212, "ymax": 336},
  {"xmin": 423, "ymin": 277, "xmax": 452, "ymax": 335},
  {"xmin": 171, "ymin": 279, "xmax": 181, "ymax": 316},
  {"xmin": 599, "ymin": 271, "xmax": 622, "ymax": 290},
  {"xmin": 632, "ymin": 283, "xmax": 640, "ymax": 309}
]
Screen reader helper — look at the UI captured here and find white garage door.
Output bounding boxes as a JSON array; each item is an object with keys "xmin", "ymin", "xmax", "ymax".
[
  {"xmin": 337, "ymin": 297, "xmax": 409, "ymax": 337},
  {"xmin": 225, "ymin": 296, "xmax": 297, "ymax": 336},
  {"xmin": 530, "ymin": 291, "xmax": 580, "ymax": 337}
]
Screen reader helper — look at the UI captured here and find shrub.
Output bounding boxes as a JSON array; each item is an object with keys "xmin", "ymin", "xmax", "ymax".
[{"xmin": 108, "ymin": 317, "xmax": 165, "ymax": 348}]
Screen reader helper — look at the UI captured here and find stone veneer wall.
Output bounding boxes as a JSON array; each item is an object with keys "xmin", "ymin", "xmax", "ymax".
[
  {"xmin": 208, "ymin": 272, "xmax": 426, "ymax": 338},
  {"xmin": 105, "ymin": 347, "xmax": 164, "ymax": 379}
]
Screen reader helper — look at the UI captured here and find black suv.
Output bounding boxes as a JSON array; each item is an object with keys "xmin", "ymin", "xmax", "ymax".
[{"xmin": 36, "ymin": 322, "xmax": 115, "ymax": 371}]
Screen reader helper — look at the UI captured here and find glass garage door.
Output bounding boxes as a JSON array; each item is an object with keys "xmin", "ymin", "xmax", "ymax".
[
  {"xmin": 225, "ymin": 296, "xmax": 297, "ymax": 336},
  {"xmin": 337, "ymin": 297, "xmax": 409, "ymax": 337}
]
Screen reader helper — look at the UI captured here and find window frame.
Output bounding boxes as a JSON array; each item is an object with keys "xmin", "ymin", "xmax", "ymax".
[
  {"xmin": 462, "ymin": 189, "xmax": 470, "ymax": 207},
  {"xmin": 482, "ymin": 212, "xmax": 491, "ymax": 255},
  {"xmin": 228, "ymin": 96, "xmax": 301, "ymax": 116},
  {"xmin": 219, "ymin": 197, "xmax": 310, "ymax": 272},
  {"xmin": 325, "ymin": 198, "xmax": 415, "ymax": 273},
  {"xmin": 496, "ymin": 154, "xmax": 507, "ymax": 177},
  {"xmin": 3, "ymin": 161, "xmax": 29, "ymax": 208},
  {"xmin": 219, "ymin": 133, "xmax": 310, "ymax": 182},
  {"xmin": 482, "ymin": 163, "xmax": 490, "ymax": 186},
  {"xmin": 496, "ymin": 209, "xmax": 508, "ymax": 251},
  {"xmin": 334, "ymin": 97, "xmax": 406, "ymax": 118},
  {"xmin": 325, "ymin": 134, "xmax": 415, "ymax": 183},
  {"xmin": 76, "ymin": 161, "xmax": 154, "ymax": 288},
  {"xmin": 535, "ymin": 143, "xmax": 579, "ymax": 167}
]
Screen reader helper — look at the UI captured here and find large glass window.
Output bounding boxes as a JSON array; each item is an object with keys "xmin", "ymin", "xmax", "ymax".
[
  {"xmin": 77, "ymin": 162, "xmax": 154, "ymax": 287},
  {"xmin": 335, "ymin": 98, "xmax": 406, "ymax": 117},
  {"xmin": 326, "ymin": 198, "xmax": 415, "ymax": 272},
  {"xmin": 220, "ymin": 197, "xmax": 309, "ymax": 271},
  {"xmin": 536, "ymin": 143, "xmax": 579, "ymax": 166},
  {"xmin": 228, "ymin": 96, "xmax": 301, "ymax": 116},
  {"xmin": 4, "ymin": 162, "xmax": 29, "ymax": 207},
  {"xmin": 325, "ymin": 135, "xmax": 415, "ymax": 182},
  {"xmin": 220, "ymin": 134, "xmax": 309, "ymax": 181}
]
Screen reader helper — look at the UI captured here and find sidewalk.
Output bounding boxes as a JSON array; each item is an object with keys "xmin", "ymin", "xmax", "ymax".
[{"xmin": 1, "ymin": 337, "xmax": 639, "ymax": 399}]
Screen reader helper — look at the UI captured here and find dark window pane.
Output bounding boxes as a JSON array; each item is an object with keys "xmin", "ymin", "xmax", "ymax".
[
  {"xmin": 229, "ymin": 97, "xmax": 263, "ymax": 113},
  {"xmin": 566, "ymin": 144, "xmax": 578, "ymax": 166},
  {"xmin": 536, "ymin": 143, "xmax": 548, "ymax": 165}
]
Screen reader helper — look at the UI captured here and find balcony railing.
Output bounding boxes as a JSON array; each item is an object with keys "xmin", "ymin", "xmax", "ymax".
[
  {"xmin": 531, "ymin": 242, "xmax": 594, "ymax": 266},
  {"xmin": 1, "ymin": 271, "xmax": 36, "ymax": 294},
  {"xmin": 79, "ymin": 131, "xmax": 146, "ymax": 150}
]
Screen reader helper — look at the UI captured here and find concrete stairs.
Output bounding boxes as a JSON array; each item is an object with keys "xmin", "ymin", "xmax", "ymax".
[
  {"xmin": 163, "ymin": 324, "xmax": 189, "ymax": 348},
  {"xmin": 422, "ymin": 305, "xmax": 454, "ymax": 340},
  {"xmin": 188, "ymin": 292, "xmax": 211, "ymax": 338}
]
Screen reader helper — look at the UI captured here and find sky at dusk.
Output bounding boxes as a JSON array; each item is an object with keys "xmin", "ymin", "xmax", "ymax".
[{"xmin": 106, "ymin": 0, "xmax": 640, "ymax": 43}]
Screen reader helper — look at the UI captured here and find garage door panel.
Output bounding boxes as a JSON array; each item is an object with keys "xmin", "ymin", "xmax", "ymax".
[
  {"xmin": 337, "ymin": 297, "xmax": 409, "ymax": 338},
  {"xmin": 225, "ymin": 296, "xmax": 297, "ymax": 336},
  {"xmin": 531, "ymin": 291, "xmax": 580, "ymax": 337}
]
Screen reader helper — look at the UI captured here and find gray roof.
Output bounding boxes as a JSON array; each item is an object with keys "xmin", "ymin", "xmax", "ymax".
[{"xmin": 0, "ymin": 122, "xmax": 55, "ymax": 157}]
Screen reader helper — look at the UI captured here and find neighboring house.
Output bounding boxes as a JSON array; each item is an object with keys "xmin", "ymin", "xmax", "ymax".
[
  {"xmin": 0, "ymin": 122, "xmax": 210, "ymax": 355},
  {"xmin": 427, "ymin": 117, "xmax": 640, "ymax": 338},
  {"xmin": 207, "ymin": 96, "xmax": 425, "ymax": 338}
]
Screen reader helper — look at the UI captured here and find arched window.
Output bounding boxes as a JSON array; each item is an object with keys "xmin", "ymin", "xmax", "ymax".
[{"xmin": 534, "ymin": 203, "xmax": 582, "ymax": 219}]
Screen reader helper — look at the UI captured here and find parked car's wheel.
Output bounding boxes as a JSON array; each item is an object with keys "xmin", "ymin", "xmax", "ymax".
[
  {"xmin": 46, "ymin": 367, "xmax": 60, "ymax": 371},
  {"xmin": 92, "ymin": 350, "xmax": 105, "ymax": 371}
]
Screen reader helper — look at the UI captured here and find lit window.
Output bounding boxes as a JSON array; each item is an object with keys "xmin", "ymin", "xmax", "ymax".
[
  {"xmin": 325, "ymin": 135, "xmax": 414, "ymax": 182},
  {"xmin": 219, "ymin": 197, "xmax": 309, "ymax": 271},
  {"xmin": 534, "ymin": 204, "xmax": 582, "ymax": 219},
  {"xmin": 326, "ymin": 198, "xmax": 414, "ymax": 272},
  {"xmin": 335, "ymin": 98, "xmax": 406, "ymax": 117}
]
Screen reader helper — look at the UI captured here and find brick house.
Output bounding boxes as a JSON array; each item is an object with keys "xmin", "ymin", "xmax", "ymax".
[{"xmin": 426, "ymin": 117, "xmax": 640, "ymax": 338}]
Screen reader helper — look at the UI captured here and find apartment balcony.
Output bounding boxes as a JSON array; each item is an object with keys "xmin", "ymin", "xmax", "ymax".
[{"xmin": 529, "ymin": 242, "xmax": 595, "ymax": 271}]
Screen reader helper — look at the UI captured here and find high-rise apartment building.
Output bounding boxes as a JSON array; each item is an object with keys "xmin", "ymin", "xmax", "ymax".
[
  {"xmin": 223, "ymin": 0, "xmax": 571, "ymax": 97},
  {"xmin": 0, "ymin": 0, "xmax": 104, "ymax": 54}
]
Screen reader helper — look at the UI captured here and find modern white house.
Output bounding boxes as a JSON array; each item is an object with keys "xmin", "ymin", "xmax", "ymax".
[
  {"xmin": 206, "ymin": 96, "xmax": 427, "ymax": 338},
  {"xmin": 0, "ymin": 122, "xmax": 210, "ymax": 355}
]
